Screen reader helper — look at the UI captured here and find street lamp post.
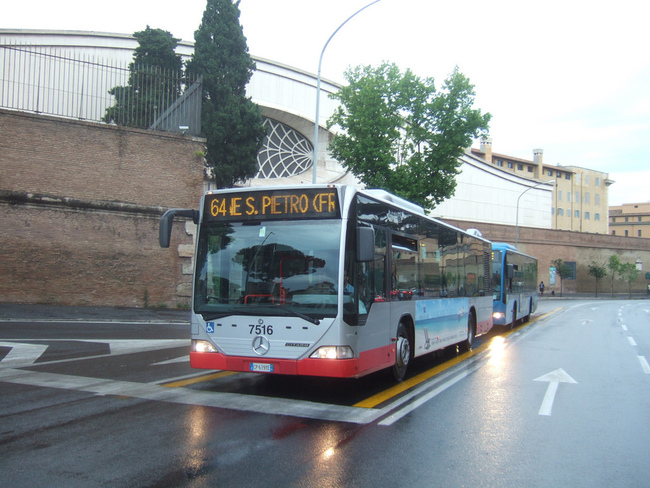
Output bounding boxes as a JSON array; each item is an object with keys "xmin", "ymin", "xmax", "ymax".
[
  {"xmin": 515, "ymin": 180, "xmax": 555, "ymax": 248},
  {"xmin": 312, "ymin": 0, "xmax": 382, "ymax": 184}
]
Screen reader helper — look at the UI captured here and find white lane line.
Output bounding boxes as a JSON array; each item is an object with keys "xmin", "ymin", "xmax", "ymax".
[
  {"xmin": 628, "ymin": 337, "xmax": 637, "ymax": 347},
  {"xmin": 378, "ymin": 362, "xmax": 483, "ymax": 426},
  {"xmin": 621, "ymin": 324, "xmax": 628, "ymax": 331},
  {"xmin": 0, "ymin": 368, "xmax": 383, "ymax": 425},
  {"xmin": 639, "ymin": 356, "xmax": 650, "ymax": 375}
]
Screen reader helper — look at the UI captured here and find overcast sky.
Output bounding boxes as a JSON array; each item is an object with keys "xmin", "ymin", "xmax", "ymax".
[{"xmin": 4, "ymin": 0, "xmax": 649, "ymax": 205}]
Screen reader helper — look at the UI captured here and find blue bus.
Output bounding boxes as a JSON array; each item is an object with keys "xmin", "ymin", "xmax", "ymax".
[{"xmin": 491, "ymin": 243, "xmax": 538, "ymax": 328}]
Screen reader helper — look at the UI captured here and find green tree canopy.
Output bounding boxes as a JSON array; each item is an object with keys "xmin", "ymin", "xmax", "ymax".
[
  {"xmin": 618, "ymin": 262, "xmax": 640, "ymax": 298},
  {"xmin": 327, "ymin": 63, "xmax": 491, "ymax": 210},
  {"xmin": 587, "ymin": 261, "xmax": 607, "ymax": 297},
  {"xmin": 103, "ymin": 26, "xmax": 183, "ymax": 128},
  {"xmin": 186, "ymin": 0, "xmax": 267, "ymax": 188},
  {"xmin": 607, "ymin": 254, "xmax": 622, "ymax": 297}
]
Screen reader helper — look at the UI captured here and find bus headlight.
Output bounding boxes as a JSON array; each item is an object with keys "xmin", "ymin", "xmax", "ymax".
[
  {"xmin": 493, "ymin": 312, "xmax": 504, "ymax": 320},
  {"xmin": 310, "ymin": 346, "xmax": 354, "ymax": 360},
  {"xmin": 192, "ymin": 340, "xmax": 218, "ymax": 353}
]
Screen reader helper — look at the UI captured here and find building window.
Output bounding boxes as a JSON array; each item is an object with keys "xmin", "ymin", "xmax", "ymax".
[
  {"xmin": 528, "ymin": 166, "xmax": 533, "ymax": 172},
  {"xmin": 497, "ymin": 160, "xmax": 503, "ymax": 167},
  {"xmin": 575, "ymin": 191, "xmax": 580, "ymax": 202},
  {"xmin": 575, "ymin": 210, "xmax": 580, "ymax": 218},
  {"xmin": 558, "ymin": 190, "xmax": 563, "ymax": 201},
  {"xmin": 596, "ymin": 194, "xmax": 600, "ymax": 206},
  {"xmin": 507, "ymin": 162, "xmax": 513, "ymax": 169},
  {"xmin": 585, "ymin": 192, "xmax": 590, "ymax": 204},
  {"xmin": 558, "ymin": 208, "xmax": 564, "ymax": 216},
  {"xmin": 625, "ymin": 217, "xmax": 629, "ymax": 222},
  {"xmin": 585, "ymin": 175, "xmax": 590, "ymax": 184},
  {"xmin": 551, "ymin": 207, "xmax": 555, "ymax": 215},
  {"xmin": 625, "ymin": 230, "xmax": 629, "ymax": 237},
  {"xmin": 639, "ymin": 230, "xmax": 643, "ymax": 237},
  {"xmin": 565, "ymin": 173, "xmax": 571, "ymax": 180},
  {"xmin": 595, "ymin": 177, "xmax": 601, "ymax": 186},
  {"xmin": 612, "ymin": 230, "xmax": 616, "ymax": 236},
  {"xmin": 585, "ymin": 212, "xmax": 590, "ymax": 220},
  {"xmin": 547, "ymin": 170, "xmax": 553, "ymax": 177},
  {"xmin": 639, "ymin": 216, "xmax": 643, "ymax": 222},
  {"xmin": 517, "ymin": 164, "xmax": 523, "ymax": 170},
  {"xmin": 567, "ymin": 192, "xmax": 572, "ymax": 203},
  {"xmin": 595, "ymin": 213, "xmax": 600, "ymax": 221},
  {"xmin": 257, "ymin": 118, "xmax": 313, "ymax": 178},
  {"xmin": 556, "ymin": 171, "xmax": 562, "ymax": 178}
]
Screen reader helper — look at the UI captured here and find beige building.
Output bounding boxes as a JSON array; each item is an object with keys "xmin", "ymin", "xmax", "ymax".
[
  {"xmin": 472, "ymin": 139, "xmax": 613, "ymax": 234},
  {"xmin": 609, "ymin": 203, "xmax": 650, "ymax": 238}
]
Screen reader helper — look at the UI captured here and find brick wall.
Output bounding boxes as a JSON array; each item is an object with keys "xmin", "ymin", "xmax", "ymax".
[
  {"xmin": 445, "ymin": 218, "xmax": 650, "ymax": 296},
  {"xmin": 0, "ymin": 109, "xmax": 205, "ymax": 307},
  {"xmin": 0, "ymin": 109, "xmax": 204, "ymax": 208},
  {"xmin": 0, "ymin": 201, "xmax": 195, "ymax": 307}
]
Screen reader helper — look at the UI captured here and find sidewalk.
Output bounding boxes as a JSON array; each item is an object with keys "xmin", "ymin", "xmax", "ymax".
[{"xmin": 0, "ymin": 302, "xmax": 190, "ymax": 323}]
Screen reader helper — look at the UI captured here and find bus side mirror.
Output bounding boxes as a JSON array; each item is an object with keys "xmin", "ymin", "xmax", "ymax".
[
  {"xmin": 159, "ymin": 208, "xmax": 199, "ymax": 248},
  {"xmin": 357, "ymin": 227, "xmax": 375, "ymax": 262},
  {"xmin": 506, "ymin": 263, "xmax": 515, "ymax": 279}
]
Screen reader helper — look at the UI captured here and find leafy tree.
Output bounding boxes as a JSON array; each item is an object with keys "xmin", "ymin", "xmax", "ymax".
[
  {"xmin": 186, "ymin": 0, "xmax": 267, "ymax": 188},
  {"xmin": 587, "ymin": 261, "xmax": 607, "ymax": 297},
  {"xmin": 327, "ymin": 63, "xmax": 491, "ymax": 210},
  {"xmin": 607, "ymin": 254, "xmax": 622, "ymax": 297},
  {"xmin": 618, "ymin": 262, "xmax": 640, "ymax": 299},
  {"xmin": 551, "ymin": 259, "xmax": 572, "ymax": 297},
  {"xmin": 103, "ymin": 26, "xmax": 183, "ymax": 128}
]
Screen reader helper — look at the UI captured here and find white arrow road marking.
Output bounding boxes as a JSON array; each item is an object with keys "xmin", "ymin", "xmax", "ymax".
[
  {"xmin": 534, "ymin": 368, "xmax": 577, "ymax": 416},
  {"xmin": 0, "ymin": 342, "xmax": 49, "ymax": 368}
]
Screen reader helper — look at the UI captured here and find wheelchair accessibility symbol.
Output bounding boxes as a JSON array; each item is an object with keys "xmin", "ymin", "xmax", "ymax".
[{"xmin": 206, "ymin": 322, "xmax": 215, "ymax": 334}]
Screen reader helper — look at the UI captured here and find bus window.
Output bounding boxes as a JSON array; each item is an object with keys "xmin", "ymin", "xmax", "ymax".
[{"xmin": 390, "ymin": 233, "xmax": 418, "ymax": 300}]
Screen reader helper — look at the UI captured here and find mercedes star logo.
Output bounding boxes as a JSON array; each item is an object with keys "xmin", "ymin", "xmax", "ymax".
[{"xmin": 252, "ymin": 336, "xmax": 270, "ymax": 356}]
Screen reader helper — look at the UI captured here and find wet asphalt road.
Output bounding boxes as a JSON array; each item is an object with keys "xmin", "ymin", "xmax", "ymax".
[{"xmin": 1, "ymin": 299, "xmax": 649, "ymax": 487}]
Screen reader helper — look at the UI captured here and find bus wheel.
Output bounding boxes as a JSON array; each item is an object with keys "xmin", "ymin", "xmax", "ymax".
[
  {"xmin": 460, "ymin": 311, "xmax": 476, "ymax": 352},
  {"xmin": 393, "ymin": 322, "xmax": 411, "ymax": 381}
]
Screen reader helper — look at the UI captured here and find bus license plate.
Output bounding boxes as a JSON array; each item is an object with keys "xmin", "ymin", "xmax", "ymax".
[{"xmin": 250, "ymin": 362, "xmax": 274, "ymax": 373}]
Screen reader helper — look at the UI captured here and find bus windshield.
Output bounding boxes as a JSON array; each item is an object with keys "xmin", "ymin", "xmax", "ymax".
[{"xmin": 194, "ymin": 219, "xmax": 342, "ymax": 321}]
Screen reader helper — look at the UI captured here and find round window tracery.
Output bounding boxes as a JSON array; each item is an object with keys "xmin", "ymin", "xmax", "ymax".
[{"xmin": 256, "ymin": 118, "xmax": 313, "ymax": 178}]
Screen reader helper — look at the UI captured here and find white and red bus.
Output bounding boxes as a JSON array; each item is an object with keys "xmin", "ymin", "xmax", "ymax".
[{"xmin": 160, "ymin": 185, "xmax": 493, "ymax": 380}]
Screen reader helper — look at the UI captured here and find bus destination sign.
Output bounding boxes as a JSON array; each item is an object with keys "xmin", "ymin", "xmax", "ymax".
[{"xmin": 204, "ymin": 188, "xmax": 340, "ymax": 222}]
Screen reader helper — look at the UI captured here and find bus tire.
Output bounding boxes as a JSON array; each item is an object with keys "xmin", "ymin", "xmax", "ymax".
[
  {"xmin": 392, "ymin": 322, "xmax": 411, "ymax": 381},
  {"xmin": 460, "ymin": 310, "xmax": 476, "ymax": 352}
]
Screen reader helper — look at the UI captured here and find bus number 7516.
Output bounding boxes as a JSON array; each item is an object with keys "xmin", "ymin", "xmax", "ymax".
[{"xmin": 249, "ymin": 324, "xmax": 274, "ymax": 335}]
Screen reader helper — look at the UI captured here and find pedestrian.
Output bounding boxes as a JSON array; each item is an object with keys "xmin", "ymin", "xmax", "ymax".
[{"xmin": 539, "ymin": 281, "xmax": 545, "ymax": 295}]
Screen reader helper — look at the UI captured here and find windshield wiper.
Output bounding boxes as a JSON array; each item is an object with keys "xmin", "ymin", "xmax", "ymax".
[
  {"xmin": 199, "ymin": 312, "xmax": 233, "ymax": 321},
  {"xmin": 280, "ymin": 307, "xmax": 321, "ymax": 325}
]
